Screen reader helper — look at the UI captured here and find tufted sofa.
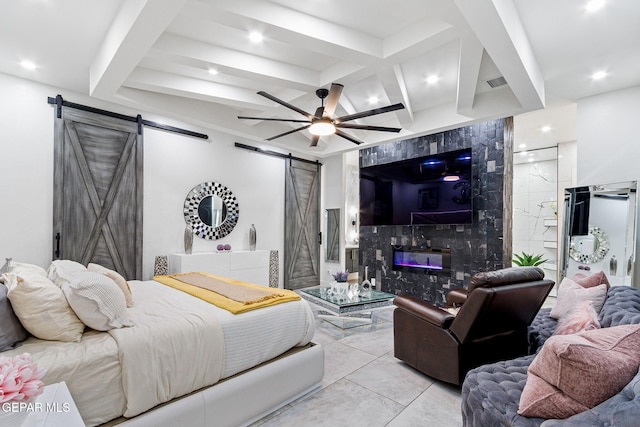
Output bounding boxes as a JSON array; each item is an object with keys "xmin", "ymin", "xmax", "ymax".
[{"xmin": 461, "ymin": 285, "xmax": 640, "ymax": 427}]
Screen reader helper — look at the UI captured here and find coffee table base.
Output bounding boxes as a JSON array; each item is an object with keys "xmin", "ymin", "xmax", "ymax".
[
  {"xmin": 317, "ymin": 310, "xmax": 373, "ymax": 329},
  {"xmin": 300, "ymin": 288, "xmax": 395, "ymax": 329}
]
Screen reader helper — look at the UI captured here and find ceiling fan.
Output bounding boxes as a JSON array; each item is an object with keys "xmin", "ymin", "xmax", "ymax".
[{"xmin": 238, "ymin": 83, "xmax": 405, "ymax": 147}]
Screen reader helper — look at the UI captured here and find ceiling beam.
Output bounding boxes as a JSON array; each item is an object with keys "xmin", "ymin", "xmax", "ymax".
[
  {"xmin": 378, "ymin": 65, "xmax": 414, "ymax": 128},
  {"xmin": 153, "ymin": 33, "xmax": 320, "ymax": 87},
  {"xmin": 90, "ymin": 0, "xmax": 188, "ymax": 98},
  {"xmin": 215, "ymin": 0, "xmax": 383, "ymax": 58},
  {"xmin": 456, "ymin": 33, "xmax": 484, "ymax": 114},
  {"xmin": 125, "ymin": 68, "xmax": 273, "ymax": 110},
  {"xmin": 454, "ymin": 0, "xmax": 545, "ymax": 110}
]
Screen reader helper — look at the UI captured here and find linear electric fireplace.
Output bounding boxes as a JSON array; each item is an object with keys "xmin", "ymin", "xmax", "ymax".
[{"xmin": 392, "ymin": 247, "xmax": 451, "ymax": 274}]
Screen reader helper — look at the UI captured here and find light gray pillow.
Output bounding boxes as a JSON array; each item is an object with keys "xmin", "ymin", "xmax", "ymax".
[{"xmin": 0, "ymin": 283, "xmax": 28, "ymax": 351}]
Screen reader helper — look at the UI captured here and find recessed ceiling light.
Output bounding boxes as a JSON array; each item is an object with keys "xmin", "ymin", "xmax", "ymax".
[
  {"xmin": 520, "ymin": 151, "xmax": 528, "ymax": 156},
  {"xmin": 208, "ymin": 68, "xmax": 218, "ymax": 75},
  {"xmin": 585, "ymin": 0, "xmax": 606, "ymax": 13},
  {"xmin": 368, "ymin": 96, "xmax": 379, "ymax": 104},
  {"xmin": 528, "ymin": 158, "xmax": 535, "ymax": 162},
  {"xmin": 425, "ymin": 75, "xmax": 439, "ymax": 85},
  {"xmin": 519, "ymin": 143, "xmax": 527, "ymax": 149},
  {"xmin": 541, "ymin": 126, "xmax": 551, "ymax": 133},
  {"xmin": 20, "ymin": 60, "xmax": 36, "ymax": 70},
  {"xmin": 592, "ymin": 70, "xmax": 607, "ymax": 80},
  {"xmin": 249, "ymin": 31, "xmax": 263, "ymax": 43}
]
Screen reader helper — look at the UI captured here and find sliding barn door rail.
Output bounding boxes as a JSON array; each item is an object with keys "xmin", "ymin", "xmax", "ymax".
[{"xmin": 48, "ymin": 95, "xmax": 208, "ymax": 140}]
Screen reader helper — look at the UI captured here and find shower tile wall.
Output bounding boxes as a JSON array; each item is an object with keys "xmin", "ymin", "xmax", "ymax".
[{"xmin": 512, "ymin": 156, "xmax": 558, "ymax": 281}]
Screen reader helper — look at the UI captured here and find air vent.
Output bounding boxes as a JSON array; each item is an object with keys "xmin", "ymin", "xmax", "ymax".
[{"xmin": 486, "ymin": 76, "xmax": 507, "ymax": 88}]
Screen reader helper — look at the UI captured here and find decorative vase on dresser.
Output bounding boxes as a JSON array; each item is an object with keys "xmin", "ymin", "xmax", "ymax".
[
  {"xmin": 249, "ymin": 224, "xmax": 257, "ymax": 251},
  {"xmin": 184, "ymin": 225, "xmax": 193, "ymax": 254}
]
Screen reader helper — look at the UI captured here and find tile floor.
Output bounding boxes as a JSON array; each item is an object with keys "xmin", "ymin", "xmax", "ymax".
[{"xmin": 250, "ymin": 301, "xmax": 463, "ymax": 427}]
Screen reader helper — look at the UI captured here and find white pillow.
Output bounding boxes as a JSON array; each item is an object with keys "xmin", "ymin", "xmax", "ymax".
[
  {"xmin": 550, "ymin": 277, "xmax": 608, "ymax": 320},
  {"xmin": 48, "ymin": 260, "xmax": 87, "ymax": 288},
  {"xmin": 11, "ymin": 262, "xmax": 47, "ymax": 277},
  {"xmin": 62, "ymin": 272, "xmax": 133, "ymax": 331},
  {"xmin": 87, "ymin": 263, "xmax": 134, "ymax": 307},
  {"xmin": 5, "ymin": 272, "xmax": 84, "ymax": 342}
]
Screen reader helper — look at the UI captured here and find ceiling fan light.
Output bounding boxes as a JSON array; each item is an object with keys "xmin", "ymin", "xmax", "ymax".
[{"xmin": 309, "ymin": 120, "xmax": 335, "ymax": 136}]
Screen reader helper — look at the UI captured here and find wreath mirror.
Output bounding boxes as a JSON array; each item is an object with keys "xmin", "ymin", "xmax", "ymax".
[
  {"xmin": 184, "ymin": 182, "xmax": 239, "ymax": 240},
  {"xmin": 568, "ymin": 226, "xmax": 609, "ymax": 264}
]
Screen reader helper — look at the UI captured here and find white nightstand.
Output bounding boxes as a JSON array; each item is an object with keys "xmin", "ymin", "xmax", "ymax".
[{"xmin": 23, "ymin": 381, "xmax": 85, "ymax": 427}]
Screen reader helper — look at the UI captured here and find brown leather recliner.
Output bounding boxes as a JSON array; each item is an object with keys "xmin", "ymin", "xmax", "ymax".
[{"xmin": 393, "ymin": 267, "xmax": 554, "ymax": 385}]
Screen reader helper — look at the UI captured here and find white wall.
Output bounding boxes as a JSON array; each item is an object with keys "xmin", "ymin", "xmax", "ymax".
[
  {"xmin": 576, "ymin": 85, "xmax": 640, "ymax": 284},
  {"xmin": 577, "ymin": 85, "xmax": 640, "ymax": 185},
  {"xmin": 0, "ymin": 72, "xmax": 310, "ymax": 283}
]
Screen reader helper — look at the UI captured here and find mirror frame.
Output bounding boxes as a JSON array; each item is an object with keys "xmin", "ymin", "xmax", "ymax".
[
  {"xmin": 184, "ymin": 182, "xmax": 239, "ymax": 240},
  {"xmin": 568, "ymin": 226, "xmax": 609, "ymax": 264}
]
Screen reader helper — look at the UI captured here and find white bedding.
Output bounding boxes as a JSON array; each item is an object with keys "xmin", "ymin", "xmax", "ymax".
[
  {"xmin": 1, "ymin": 330, "xmax": 125, "ymax": 426},
  {"xmin": 1, "ymin": 279, "xmax": 315, "ymax": 426},
  {"xmin": 109, "ymin": 280, "xmax": 225, "ymax": 418}
]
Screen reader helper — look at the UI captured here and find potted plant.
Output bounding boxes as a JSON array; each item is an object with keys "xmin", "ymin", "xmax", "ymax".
[
  {"xmin": 512, "ymin": 251, "xmax": 548, "ymax": 267},
  {"xmin": 330, "ymin": 270, "xmax": 349, "ymax": 296}
]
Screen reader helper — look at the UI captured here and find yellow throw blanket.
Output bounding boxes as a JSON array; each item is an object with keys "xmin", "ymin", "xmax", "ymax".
[{"xmin": 154, "ymin": 272, "xmax": 300, "ymax": 314}]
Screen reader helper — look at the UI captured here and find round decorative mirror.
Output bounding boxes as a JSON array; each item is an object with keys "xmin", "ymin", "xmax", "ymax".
[
  {"xmin": 569, "ymin": 226, "xmax": 609, "ymax": 264},
  {"xmin": 184, "ymin": 182, "xmax": 239, "ymax": 240}
]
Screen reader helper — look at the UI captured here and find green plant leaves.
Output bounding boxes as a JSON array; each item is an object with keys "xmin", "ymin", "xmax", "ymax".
[{"xmin": 512, "ymin": 251, "xmax": 548, "ymax": 266}]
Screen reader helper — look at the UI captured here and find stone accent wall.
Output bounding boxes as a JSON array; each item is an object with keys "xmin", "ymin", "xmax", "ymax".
[{"xmin": 359, "ymin": 118, "xmax": 512, "ymax": 305}]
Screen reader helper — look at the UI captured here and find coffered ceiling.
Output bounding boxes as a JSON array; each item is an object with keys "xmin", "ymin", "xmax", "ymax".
[{"xmin": 2, "ymin": 0, "xmax": 639, "ymax": 157}]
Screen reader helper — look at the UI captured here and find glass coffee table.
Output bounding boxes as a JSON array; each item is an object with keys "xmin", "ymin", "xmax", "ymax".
[{"xmin": 300, "ymin": 287, "xmax": 396, "ymax": 328}]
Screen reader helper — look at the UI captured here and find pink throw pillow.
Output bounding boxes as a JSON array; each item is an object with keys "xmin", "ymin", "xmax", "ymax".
[
  {"xmin": 518, "ymin": 324, "xmax": 640, "ymax": 419},
  {"xmin": 554, "ymin": 301, "xmax": 600, "ymax": 335},
  {"xmin": 549, "ymin": 278, "xmax": 607, "ymax": 320},
  {"xmin": 572, "ymin": 271, "xmax": 610, "ymax": 290}
]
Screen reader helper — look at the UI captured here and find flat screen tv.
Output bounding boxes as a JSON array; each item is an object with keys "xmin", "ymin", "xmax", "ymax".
[{"xmin": 360, "ymin": 148, "xmax": 472, "ymax": 226}]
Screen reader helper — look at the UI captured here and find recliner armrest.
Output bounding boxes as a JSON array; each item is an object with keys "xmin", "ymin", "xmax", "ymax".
[
  {"xmin": 446, "ymin": 289, "xmax": 468, "ymax": 306},
  {"xmin": 394, "ymin": 295, "xmax": 455, "ymax": 328}
]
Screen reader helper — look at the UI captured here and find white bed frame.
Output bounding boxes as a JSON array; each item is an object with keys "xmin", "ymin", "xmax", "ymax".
[{"xmin": 115, "ymin": 343, "xmax": 324, "ymax": 427}]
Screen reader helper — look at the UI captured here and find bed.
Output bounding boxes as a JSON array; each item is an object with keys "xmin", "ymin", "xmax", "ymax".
[{"xmin": 1, "ymin": 277, "xmax": 323, "ymax": 427}]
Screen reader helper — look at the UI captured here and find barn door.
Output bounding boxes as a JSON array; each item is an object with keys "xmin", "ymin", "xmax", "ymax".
[
  {"xmin": 53, "ymin": 107, "xmax": 143, "ymax": 279},
  {"xmin": 284, "ymin": 159, "xmax": 320, "ymax": 290}
]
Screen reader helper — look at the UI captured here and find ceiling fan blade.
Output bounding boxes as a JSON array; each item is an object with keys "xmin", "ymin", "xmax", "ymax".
[
  {"xmin": 335, "ymin": 103, "xmax": 405, "ymax": 123},
  {"xmin": 336, "ymin": 123, "xmax": 402, "ymax": 133},
  {"xmin": 266, "ymin": 124, "xmax": 311, "ymax": 141},
  {"xmin": 335, "ymin": 129, "xmax": 363, "ymax": 145},
  {"xmin": 323, "ymin": 83, "xmax": 343, "ymax": 118},
  {"xmin": 238, "ymin": 116, "xmax": 310, "ymax": 123},
  {"xmin": 310, "ymin": 135, "xmax": 320, "ymax": 147},
  {"xmin": 257, "ymin": 91, "xmax": 314, "ymax": 119},
  {"xmin": 314, "ymin": 106, "xmax": 324, "ymax": 118}
]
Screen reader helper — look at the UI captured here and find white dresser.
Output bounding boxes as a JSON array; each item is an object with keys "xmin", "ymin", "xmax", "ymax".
[{"xmin": 169, "ymin": 251, "xmax": 270, "ymax": 286}]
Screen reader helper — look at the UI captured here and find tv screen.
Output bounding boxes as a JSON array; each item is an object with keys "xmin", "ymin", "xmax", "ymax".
[{"xmin": 360, "ymin": 148, "xmax": 472, "ymax": 226}]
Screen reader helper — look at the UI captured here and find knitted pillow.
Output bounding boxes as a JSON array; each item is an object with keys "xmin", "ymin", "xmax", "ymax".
[
  {"xmin": 87, "ymin": 263, "xmax": 134, "ymax": 307},
  {"xmin": 62, "ymin": 272, "xmax": 133, "ymax": 331}
]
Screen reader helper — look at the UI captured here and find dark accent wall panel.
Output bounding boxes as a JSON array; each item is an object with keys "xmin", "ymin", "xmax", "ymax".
[{"xmin": 358, "ymin": 119, "xmax": 512, "ymax": 305}]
